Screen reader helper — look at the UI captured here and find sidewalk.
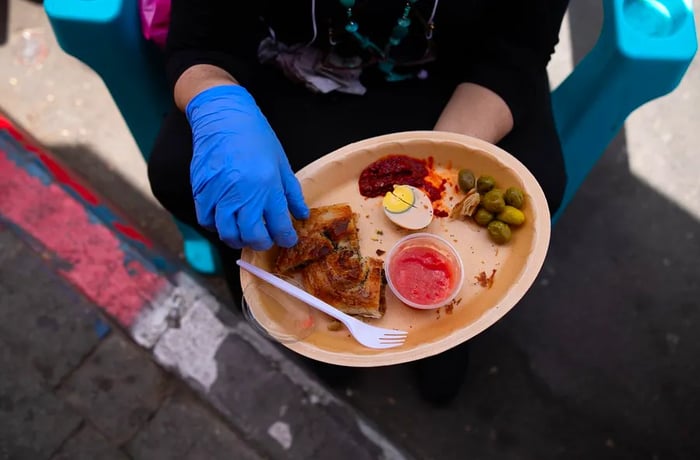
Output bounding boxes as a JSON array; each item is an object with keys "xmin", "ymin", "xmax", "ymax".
[
  {"xmin": 0, "ymin": 132, "xmax": 258, "ymax": 458},
  {"xmin": 0, "ymin": 114, "xmax": 408, "ymax": 459},
  {"xmin": 0, "ymin": 232, "xmax": 259, "ymax": 459}
]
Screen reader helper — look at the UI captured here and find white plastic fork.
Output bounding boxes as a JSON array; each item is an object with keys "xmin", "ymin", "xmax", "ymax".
[{"xmin": 237, "ymin": 259, "xmax": 408, "ymax": 349}]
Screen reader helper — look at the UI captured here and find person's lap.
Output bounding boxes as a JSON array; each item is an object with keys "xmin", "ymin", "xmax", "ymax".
[{"xmin": 147, "ymin": 65, "xmax": 565, "ymax": 403}]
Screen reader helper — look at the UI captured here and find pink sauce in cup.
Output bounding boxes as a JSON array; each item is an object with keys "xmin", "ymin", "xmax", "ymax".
[
  {"xmin": 385, "ymin": 233, "xmax": 464, "ymax": 309},
  {"xmin": 388, "ymin": 246, "xmax": 455, "ymax": 305}
]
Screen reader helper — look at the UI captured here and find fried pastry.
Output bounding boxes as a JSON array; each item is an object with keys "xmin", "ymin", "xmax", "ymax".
[
  {"xmin": 274, "ymin": 203, "xmax": 386, "ymax": 320},
  {"xmin": 274, "ymin": 203, "xmax": 359, "ymax": 274},
  {"xmin": 301, "ymin": 250, "xmax": 386, "ymax": 319}
]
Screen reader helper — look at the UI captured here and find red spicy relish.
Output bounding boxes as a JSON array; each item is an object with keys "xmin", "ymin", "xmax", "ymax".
[
  {"xmin": 358, "ymin": 155, "xmax": 428, "ymax": 197},
  {"xmin": 358, "ymin": 154, "xmax": 448, "ymax": 216}
]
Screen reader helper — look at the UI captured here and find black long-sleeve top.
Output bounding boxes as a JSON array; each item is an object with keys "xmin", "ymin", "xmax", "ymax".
[{"xmin": 165, "ymin": 0, "xmax": 569, "ymax": 127}]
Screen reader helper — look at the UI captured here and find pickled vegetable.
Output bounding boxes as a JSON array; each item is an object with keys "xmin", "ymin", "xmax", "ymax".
[
  {"xmin": 504, "ymin": 187, "xmax": 525, "ymax": 209},
  {"xmin": 457, "ymin": 169, "xmax": 476, "ymax": 192},
  {"xmin": 474, "ymin": 208, "xmax": 494, "ymax": 227},
  {"xmin": 487, "ymin": 220, "xmax": 512, "ymax": 244},
  {"xmin": 450, "ymin": 189, "xmax": 480, "ymax": 218},
  {"xmin": 497, "ymin": 206, "xmax": 525, "ymax": 226},
  {"xmin": 481, "ymin": 189, "xmax": 505, "ymax": 213},
  {"xmin": 476, "ymin": 175, "xmax": 496, "ymax": 194},
  {"xmin": 453, "ymin": 169, "xmax": 526, "ymax": 244}
]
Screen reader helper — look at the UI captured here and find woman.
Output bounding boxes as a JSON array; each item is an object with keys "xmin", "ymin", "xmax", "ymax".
[{"xmin": 148, "ymin": 0, "xmax": 569, "ymax": 405}]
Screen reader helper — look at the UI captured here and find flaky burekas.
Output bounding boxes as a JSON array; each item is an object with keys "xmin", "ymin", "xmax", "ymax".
[
  {"xmin": 301, "ymin": 250, "xmax": 386, "ymax": 319},
  {"xmin": 274, "ymin": 203, "xmax": 359, "ymax": 274},
  {"xmin": 274, "ymin": 203, "xmax": 386, "ymax": 319}
]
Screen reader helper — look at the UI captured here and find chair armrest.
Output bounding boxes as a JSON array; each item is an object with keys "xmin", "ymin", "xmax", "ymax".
[
  {"xmin": 45, "ymin": 0, "xmax": 170, "ymax": 159},
  {"xmin": 551, "ymin": 0, "xmax": 697, "ymax": 222}
]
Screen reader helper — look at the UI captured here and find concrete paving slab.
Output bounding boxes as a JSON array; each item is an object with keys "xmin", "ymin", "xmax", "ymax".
[
  {"xmin": 0, "ymin": 226, "xmax": 104, "ymax": 387},
  {"xmin": 0, "ymin": 337, "xmax": 82, "ymax": 460},
  {"xmin": 126, "ymin": 389, "xmax": 263, "ymax": 460},
  {"xmin": 56, "ymin": 334, "xmax": 169, "ymax": 444},
  {"xmin": 0, "ymin": 222, "xmax": 23, "ymax": 263},
  {"xmin": 51, "ymin": 425, "xmax": 130, "ymax": 460},
  {"xmin": 206, "ymin": 333, "xmax": 387, "ymax": 460},
  {"xmin": 148, "ymin": 291, "xmax": 412, "ymax": 460}
]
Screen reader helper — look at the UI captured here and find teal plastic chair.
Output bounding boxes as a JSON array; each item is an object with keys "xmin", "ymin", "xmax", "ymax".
[
  {"xmin": 551, "ymin": 0, "xmax": 697, "ymax": 222},
  {"xmin": 44, "ymin": 0, "xmax": 697, "ymax": 274}
]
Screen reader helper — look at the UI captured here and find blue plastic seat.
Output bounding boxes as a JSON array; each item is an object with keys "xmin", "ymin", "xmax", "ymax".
[{"xmin": 44, "ymin": 0, "xmax": 697, "ymax": 273}]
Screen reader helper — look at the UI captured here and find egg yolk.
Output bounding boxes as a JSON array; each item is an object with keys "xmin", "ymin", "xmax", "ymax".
[{"xmin": 382, "ymin": 185, "xmax": 415, "ymax": 214}]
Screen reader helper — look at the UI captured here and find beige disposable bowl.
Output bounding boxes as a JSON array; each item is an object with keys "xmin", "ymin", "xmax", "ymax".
[{"xmin": 240, "ymin": 131, "xmax": 551, "ymax": 367}]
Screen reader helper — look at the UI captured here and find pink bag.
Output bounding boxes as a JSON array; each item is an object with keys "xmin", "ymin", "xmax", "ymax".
[{"xmin": 139, "ymin": 0, "xmax": 171, "ymax": 49}]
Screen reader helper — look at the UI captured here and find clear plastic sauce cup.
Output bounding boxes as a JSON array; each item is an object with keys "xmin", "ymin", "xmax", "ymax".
[{"xmin": 384, "ymin": 233, "xmax": 464, "ymax": 310}]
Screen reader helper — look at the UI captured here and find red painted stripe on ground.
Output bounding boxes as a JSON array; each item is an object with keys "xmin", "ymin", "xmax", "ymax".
[
  {"xmin": 0, "ymin": 117, "xmax": 23, "ymax": 141},
  {"xmin": 0, "ymin": 115, "xmax": 154, "ymax": 249},
  {"xmin": 113, "ymin": 222, "xmax": 154, "ymax": 248},
  {"xmin": 0, "ymin": 150, "xmax": 166, "ymax": 326},
  {"xmin": 35, "ymin": 151, "xmax": 100, "ymax": 205}
]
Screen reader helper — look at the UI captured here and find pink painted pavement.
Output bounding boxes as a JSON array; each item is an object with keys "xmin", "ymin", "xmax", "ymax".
[{"xmin": 0, "ymin": 115, "xmax": 167, "ymax": 327}]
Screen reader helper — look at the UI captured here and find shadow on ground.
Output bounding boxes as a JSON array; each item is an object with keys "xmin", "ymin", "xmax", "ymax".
[{"xmin": 45, "ymin": 144, "xmax": 182, "ymax": 256}]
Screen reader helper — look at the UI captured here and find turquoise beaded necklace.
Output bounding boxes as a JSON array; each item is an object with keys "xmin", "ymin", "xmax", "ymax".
[{"xmin": 337, "ymin": 0, "xmax": 436, "ymax": 82}]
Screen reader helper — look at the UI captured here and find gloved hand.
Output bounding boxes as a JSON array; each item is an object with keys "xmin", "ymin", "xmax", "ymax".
[{"xmin": 186, "ymin": 85, "xmax": 309, "ymax": 251}]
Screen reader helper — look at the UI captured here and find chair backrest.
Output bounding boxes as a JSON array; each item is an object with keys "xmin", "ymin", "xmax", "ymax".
[{"xmin": 45, "ymin": 0, "xmax": 697, "ymax": 222}]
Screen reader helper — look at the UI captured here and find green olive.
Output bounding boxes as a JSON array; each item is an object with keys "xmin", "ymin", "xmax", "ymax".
[
  {"xmin": 487, "ymin": 220, "xmax": 512, "ymax": 245},
  {"xmin": 504, "ymin": 187, "xmax": 525, "ymax": 209},
  {"xmin": 497, "ymin": 205, "xmax": 526, "ymax": 226},
  {"xmin": 473, "ymin": 207, "xmax": 494, "ymax": 227},
  {"xmin": 481, "ymin": 189, "xmax": 505, "ymax": 213},
  {"xmin": 457, "ymin": 169, "xmax": 476, "ymax": 192},
  {"xmin": 476, "ymin": 175, "xmax": 496, "ymax": 194}
]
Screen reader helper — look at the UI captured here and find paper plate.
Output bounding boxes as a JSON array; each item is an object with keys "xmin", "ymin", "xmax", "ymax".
[{"xmin": 240, "ymin": 131, "xmax": 550, "ymax": 367}]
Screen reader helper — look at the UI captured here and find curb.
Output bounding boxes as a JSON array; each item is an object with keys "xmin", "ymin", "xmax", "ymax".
[{"xmin": 0, "ymin": 115, "xmax": 414, "ymax": 459}]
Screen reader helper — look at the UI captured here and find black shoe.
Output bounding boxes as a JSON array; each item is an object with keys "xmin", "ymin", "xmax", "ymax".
[{"xmin": 413, "ymin": 343, "xmax": 470, "ymax": 406}]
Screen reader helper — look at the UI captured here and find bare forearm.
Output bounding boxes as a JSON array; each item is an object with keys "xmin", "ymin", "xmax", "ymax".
[
  {"xmin": 434, "ymin": 83, "xmax": 514, "ymax": 144},
  {"xmin": 174, "ymin": 64, "xmax": 239, "ymax": 111}
]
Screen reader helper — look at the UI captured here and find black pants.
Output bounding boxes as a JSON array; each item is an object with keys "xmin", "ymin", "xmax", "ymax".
[{"xmin": 148, "ymin": 67, "xmax": 566, "ymax": 393}]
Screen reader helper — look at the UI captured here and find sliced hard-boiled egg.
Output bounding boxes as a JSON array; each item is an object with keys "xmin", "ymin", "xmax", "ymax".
[
  {"xmin": 382, "ymin": 184, "xmax": 433, "ymax": 230},
  {"xmin": 383, "ymin": 184, "xmax": 415, "ymax": 213}
]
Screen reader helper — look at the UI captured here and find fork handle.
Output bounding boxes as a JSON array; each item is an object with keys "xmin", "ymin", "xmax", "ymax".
[{"xmin": 237, "ymin": 259, "xmax": 352, "ymax": 325}]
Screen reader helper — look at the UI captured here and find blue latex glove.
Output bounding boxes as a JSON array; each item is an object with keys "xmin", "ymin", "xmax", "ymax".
[{"xmin": 186, "ymin": 85, "xmax": 309, "ymax": 251}]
